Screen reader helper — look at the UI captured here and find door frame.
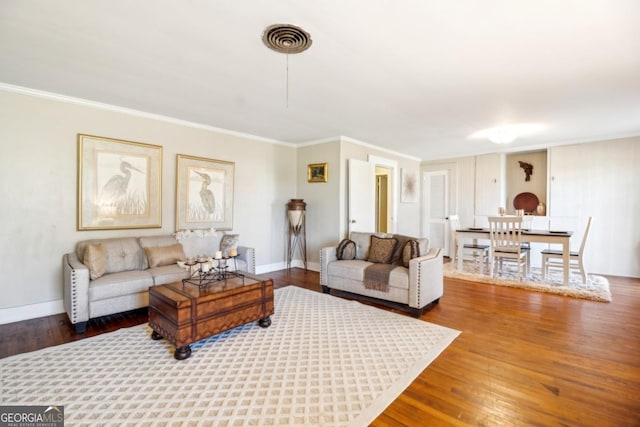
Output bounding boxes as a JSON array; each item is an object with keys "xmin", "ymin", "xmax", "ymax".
[{"xmin": 369, "ymin": 155, "xmax": 398, "ymax": 233}]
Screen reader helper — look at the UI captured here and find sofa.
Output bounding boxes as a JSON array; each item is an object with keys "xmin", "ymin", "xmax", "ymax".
[
  {"xmin": 63, "ymin": 232, "xmax": 255, "ymax": 333},
  {"xmin": 320, "ymin": 231, "xmax": 443, "ymax": 317}
]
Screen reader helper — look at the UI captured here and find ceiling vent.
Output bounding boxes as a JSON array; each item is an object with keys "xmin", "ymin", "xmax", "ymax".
[{"xmin": 262, "ymin": 24, "xmax": 312, "ymax": 54}]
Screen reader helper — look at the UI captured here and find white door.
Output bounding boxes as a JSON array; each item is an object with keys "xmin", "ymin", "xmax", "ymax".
[
  {"xmin": 423, "ymin": 170, "xmax": 449, "ymax": 254},
  {"xmin": 348, "ymin": 158, "xmax": 375, "ymax": 233}
]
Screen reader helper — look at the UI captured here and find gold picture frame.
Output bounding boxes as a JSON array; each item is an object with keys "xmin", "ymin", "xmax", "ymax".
[
  {"xmin": 77, "ymin": 134, "xmax": 162, "ymax": 230},
  {"xmin": 176, "ymin": 154, "xmax": 235, "ymax": 231},
  {"xmin": 308, "ymin": 163, "xmax": 328, "ymax": 183}
]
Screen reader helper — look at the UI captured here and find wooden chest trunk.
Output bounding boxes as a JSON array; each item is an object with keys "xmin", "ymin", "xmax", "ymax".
[{"xmin": 148, "ymin": 274, "xmax": 274, "ymax": 359}]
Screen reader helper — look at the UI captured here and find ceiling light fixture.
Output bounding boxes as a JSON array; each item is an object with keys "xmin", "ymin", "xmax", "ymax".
[
  {"xmin": 470, "ymin": 123, "xmax": 546, "ymax": 144},
  {"xmin": 262, "ymin": 24, "xmax": 312, "ymax": 107}
]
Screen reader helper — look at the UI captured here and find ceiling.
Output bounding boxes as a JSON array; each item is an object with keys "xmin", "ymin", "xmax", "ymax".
[{"xmin": 1, "ymin": 0, "xmax": 639, "ymax": 160}]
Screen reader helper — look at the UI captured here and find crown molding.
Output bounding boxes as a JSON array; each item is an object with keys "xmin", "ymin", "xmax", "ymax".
[
  {"xmin": 299, "ymin": 135, "xmax": 422, "ymax": 162},
  {"xmin": 0, "ymin": 82, "xmax": 297, "ymax": 148}
]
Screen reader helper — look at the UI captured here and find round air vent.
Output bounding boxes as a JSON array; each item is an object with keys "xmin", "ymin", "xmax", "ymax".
[{"xmin": 262, "ymin": 24, "xmax": 312, "ymax": 54}]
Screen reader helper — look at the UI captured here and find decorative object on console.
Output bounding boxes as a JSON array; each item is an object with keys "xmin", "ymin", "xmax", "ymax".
[
  {"xmin": 286, "ymin": 199, "xmax": 307, "ymax": 269},
  {"xmin": 77, "ymin": 134, "xmax": 162, "ymax": 230},
  {"xmin": 518, "ymin": 160, "xmax": 534, "ymax": 181},
  {"xmin": 513, "ymin": 191, "xmax": 540, "ymax": 213},
  {"xmin": 176, "ymin": 154, "xmax": 234, "ymax": 231},
  {"xmin": 536, "ymin": 202, "xmax": 546, "ymax": 216}
]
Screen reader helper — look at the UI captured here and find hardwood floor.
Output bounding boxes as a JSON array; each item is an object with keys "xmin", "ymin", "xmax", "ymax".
[{"xmin": 1, "ymin": 269, "xmax": 639, "ymax": 426}]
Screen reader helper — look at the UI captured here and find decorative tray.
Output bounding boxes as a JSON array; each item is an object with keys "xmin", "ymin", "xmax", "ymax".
[{"xmin": 513, "ymin": 192, "xmax": 539, "ymax": 212}]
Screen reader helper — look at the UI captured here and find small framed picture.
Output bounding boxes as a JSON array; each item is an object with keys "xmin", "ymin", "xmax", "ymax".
[{"xmin": 308, "ymin": 163, "xmax": 328, "ymax": 183}]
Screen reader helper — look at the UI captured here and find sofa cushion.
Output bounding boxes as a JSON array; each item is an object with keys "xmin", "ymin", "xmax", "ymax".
[
  {"xmin": 148, "ymin": 264, "xmax": 191, "ymax": 285},
  {"xmin": 388, "ymin": 266, "xmax": 410, "ymax": 290},
  {"xmin": 138, "ymin": 235, "xmax": 180, "ymax": 269},
  {"xmin": 327, "ymin": 259, "xmax": 373, "ymax": 281},
  {"xmin": 328, "ymin": 261, "xmax": 409, "ymax": 291},
  {"xmin": 84, "ymin": 243, "xmax": 106, "ymax": 280},
  {"xmin": 88, "ymin": 270, "xmax": 154, "ymax": 301},
  {"xmin": 144, "ymin": 243, "xmax": 186, "ymax": 268},
  {"xmin": 350, "ymin": 232, "xmax": 393, "ymax": 260},
  {"xmin": 402, "ymin": 240, "xmax": 420, "ymax": 267},
  {"xmin": 336, "ymin": 239, "xmax": 356, "ymax": 260},
  {"xmin": 220, "ymin": 234, "xmax": 240, "ymax": 257},
  {"xmin": 367, "ymin": 235, "xmax": 398, "ymax": 264},
  {"xmin": 416, "ymin": 238, "xmax": 429, "ymax": 256},
  {"xmin": 77, "ymin": 237, "xmax": 145, "ymax": 274},
  {"xmin": 390, "ymin": 234, "xmax": 414, "ymax": 264}
]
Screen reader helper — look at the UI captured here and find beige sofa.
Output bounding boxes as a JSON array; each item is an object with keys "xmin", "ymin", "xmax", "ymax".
[
  {"xmin": 63, "ymin": 233, "xmax": 255, "ymax": 333},
  {"xmin": 320, "ymin": 231, "xmax": 443, "ymax": 316}
]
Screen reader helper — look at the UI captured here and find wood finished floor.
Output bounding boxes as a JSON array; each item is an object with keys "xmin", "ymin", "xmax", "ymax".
[{"xmin": 1, "ymin": 269, "xmax": 638, "ymax": 426}]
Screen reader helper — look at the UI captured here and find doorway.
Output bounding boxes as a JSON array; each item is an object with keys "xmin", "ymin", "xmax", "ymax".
[
  {"xmin": 423, "ymin": 170, "xmax": 450, "ymax": 255},
  {"xmin": 375, "ymin": 167, "xmax": 390, "ymax": 233}
]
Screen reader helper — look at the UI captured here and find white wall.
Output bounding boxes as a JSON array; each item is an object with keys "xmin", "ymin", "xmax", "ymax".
[
  {"xmin": 0, "ymin": 90, "xmax": 296, "ymax": 319},
  {"xmin": 296, "ymin": 141, "xmax": 342, "ymax": 269}
]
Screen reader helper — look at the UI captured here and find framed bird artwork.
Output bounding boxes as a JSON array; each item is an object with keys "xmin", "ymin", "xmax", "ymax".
[
  {"xmin": 175, "ymin": 154, "xmax": 235, "ymax": 231},
  {"xmin": 77, "ymin": 134, "xmax": 162, "ymax": 230}
]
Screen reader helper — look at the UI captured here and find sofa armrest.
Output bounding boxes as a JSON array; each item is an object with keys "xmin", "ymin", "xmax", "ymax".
[
  {"xmin": 319, "ymin": 246, "xmax": 338, "ymax": 287},
  {"xmin": 237, "ymin": 246, "xmax": 255, "ymax": 274},
  {"xmin": 408, "ymin": 248, "xmax": 443, "ymax": 309},
  {"xmin": 63, "ymin": 252, "xmax": 90, "ymax": 326}
]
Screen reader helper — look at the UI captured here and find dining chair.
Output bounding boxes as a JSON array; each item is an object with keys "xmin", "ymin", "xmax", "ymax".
[
  {"xmin": 449, "ymin": 215, "xmax": 489, "ymax": 269},
  {"xmin": 488, "ymin": 216, "xmax": 529, "ymax": 281},
  {"xmin": 541, "ymin": 216, "xmax": 593, "ymax": 284}
]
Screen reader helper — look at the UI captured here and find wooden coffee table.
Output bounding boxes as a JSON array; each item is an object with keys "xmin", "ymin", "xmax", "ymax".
[{"xmin": 148, "ymin": 273, "xmax": 274, "ymax": 360}]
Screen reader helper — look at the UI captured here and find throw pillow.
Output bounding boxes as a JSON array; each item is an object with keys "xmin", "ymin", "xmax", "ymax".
[
  {"xmin": 366, "ymin": 235, "xmax": 398, "ymax": 264},
  {"xmin": 402, "ymin": 239, "xmax": 421, "ymax": 267},
  {"xmin": 220, "ymin": 234, "xmax": 240, "ymax": 257},
  {"xmin": 144, "ymin": 243, "xmax": 186, "ymax": 268},
  {"xmin": 336, "ymin": 239, "xmax": 356, "ymax": 260},
  {"xmin": 83, "ymin": 243, "xmax": 106, "ymax": 280}
]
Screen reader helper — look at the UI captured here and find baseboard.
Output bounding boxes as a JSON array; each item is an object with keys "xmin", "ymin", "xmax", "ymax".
[
  {"xmin": 256, "ymin": 260, "xmax": 319, "ymax": 274},
  {"xmin": 0, "ymin": 299, "xmax": 65, "ymax": 325},
  {"xmin": 2, "ymin": 263, "xmax": 321, "ymax": 324}
]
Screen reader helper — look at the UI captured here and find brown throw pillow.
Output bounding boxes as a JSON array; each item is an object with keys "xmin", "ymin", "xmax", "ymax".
[
  {"xmin": 144, "ymin": 243, "xmax": 186, "ymax": 268},
  {"xmin": 367, "ymin": 236, "xmax": 398, "ymax": 264},
  {"xmin": 84, "ymin": 243, "xmax": 106, "ymax": 280},
  {"xmin": 336, "ymin": 239, "xmax": 356, "ymax": 260},
  {"xmin": 402, "ymin": 240, "xmax": 421, "ymax": 267}
]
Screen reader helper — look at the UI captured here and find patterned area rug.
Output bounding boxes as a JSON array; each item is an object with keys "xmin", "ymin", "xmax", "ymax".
[
  {"xmin": 444, "ymin": 260, "xmax": 612, "ymax": 302},
  {"xmin": 1, "ymin": 286, "xmax": 460, "ymax": 426}
]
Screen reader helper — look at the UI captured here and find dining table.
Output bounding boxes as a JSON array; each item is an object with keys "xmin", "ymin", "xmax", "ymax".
[{"xmin": 455, "ymin": 227, "xmax": 574, "ymax": 285}]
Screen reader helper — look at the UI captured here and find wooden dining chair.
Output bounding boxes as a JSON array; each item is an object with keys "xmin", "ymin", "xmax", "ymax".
[
  {"xmin": 488, "ymin": 216, "xmax": 529, "ymax": 281},
  {"xmin": 542, "ymin": 216, "xmax": 592, "ymax": 284},
  {"xmin": 449, "ymin": 215, "xmax": 489, "ymax": 268}
]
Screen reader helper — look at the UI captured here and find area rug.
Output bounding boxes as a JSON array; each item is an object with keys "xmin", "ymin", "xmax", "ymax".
[
  {"xmin": 0, "ymin": 286, "xmax": 460, "ymax": 426},
  {"xmin": 444, "ymin": 260, "xmax": 612, "ymax": 302}
]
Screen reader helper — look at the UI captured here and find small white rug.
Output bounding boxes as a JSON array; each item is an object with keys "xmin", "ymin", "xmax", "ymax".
[
  {"xmin": 1, "ymin": 286, "xmax": 460, "ymax": 426},
  {"xmin": 444, "ymin": 260, "xmax": 612, "ymax": 302}
]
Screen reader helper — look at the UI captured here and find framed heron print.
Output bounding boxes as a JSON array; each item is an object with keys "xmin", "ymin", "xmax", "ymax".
[
  {"xmin": 176, "ymin": 154, "xmax": 235, "ymax": 231},
  {"xmin": 77, "ymin": 134, "xmax": 162, "ymax": 230}
]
